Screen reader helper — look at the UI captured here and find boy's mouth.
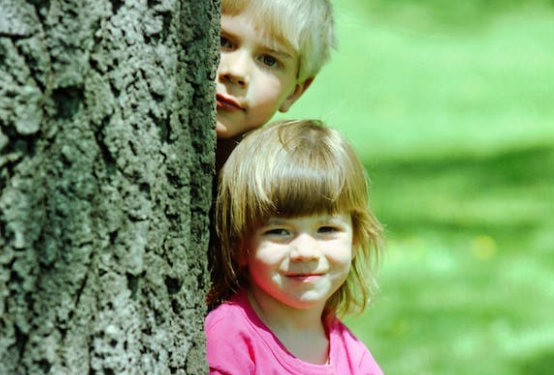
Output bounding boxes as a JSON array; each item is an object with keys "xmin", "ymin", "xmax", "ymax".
[{"xmin": 216, "ymin": 94, "xmax": 243, "ymax": 111}]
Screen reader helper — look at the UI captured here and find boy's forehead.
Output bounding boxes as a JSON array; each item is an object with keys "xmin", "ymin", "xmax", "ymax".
[{"xmin": 223, "ymin": 7, "xmax": 298, "ymax": 55}]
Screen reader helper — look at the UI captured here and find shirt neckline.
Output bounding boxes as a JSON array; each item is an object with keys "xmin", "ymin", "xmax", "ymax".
[{"xmin": 232, "ymin": 289, "xmax": 337, "ymax": 375}]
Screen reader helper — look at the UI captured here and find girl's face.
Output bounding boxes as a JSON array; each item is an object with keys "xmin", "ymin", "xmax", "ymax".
[{"xmin": 245, "ymin": 213, "xmax": 355, "ymax": 312}]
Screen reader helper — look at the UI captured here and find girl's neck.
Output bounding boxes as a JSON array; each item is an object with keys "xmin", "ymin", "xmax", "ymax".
[{"xmin": 247, "ymin": 287, "xmax": 330, "ymax": 365}]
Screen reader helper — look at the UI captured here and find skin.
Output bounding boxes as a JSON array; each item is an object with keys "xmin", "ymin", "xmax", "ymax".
[
  {"xmin": 244, "ymin": 213, "xmax": 356, "ymax": 364},
  {"xmin": 215, "ymin": 10, "xmax": 312, "ymax": 139}
]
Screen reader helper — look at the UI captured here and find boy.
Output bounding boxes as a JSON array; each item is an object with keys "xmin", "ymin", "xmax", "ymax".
[{"xmin": 215, "ymin": 0, "xmax": 336, "ymax": 165}]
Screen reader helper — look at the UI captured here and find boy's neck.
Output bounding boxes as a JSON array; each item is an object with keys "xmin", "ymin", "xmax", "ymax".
[{"xmin": 216, "ymin": 135, "xmax": 242, "ymax": 171}]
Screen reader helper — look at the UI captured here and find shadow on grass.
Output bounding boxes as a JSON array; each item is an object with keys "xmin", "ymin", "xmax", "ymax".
[
  {"xmin": 371, "ymin": 144, "xmax": 554, "ymax": 187},
  {"xmin": 366, "ymin": 144, "xmax": 554, "ymax": 250},
  {"xmin": 516, "ymin": 350, "xmax": 554, "ymax": 375},
  {"xmin": 347, "ymin": 144, "xmax": 554, "ymax": 375}
]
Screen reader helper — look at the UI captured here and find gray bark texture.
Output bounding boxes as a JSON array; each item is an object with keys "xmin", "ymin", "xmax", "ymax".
[{"xmin": 0, "ymin": 0, "xmax": 219, "ymax": 374}]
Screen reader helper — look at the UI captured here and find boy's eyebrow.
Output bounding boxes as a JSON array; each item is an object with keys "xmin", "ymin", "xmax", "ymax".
[
  {"xmin": 221, "ymin": 27, "xmax": 295, "ymax": 60},
  {"xmin": 263, "ymin": 46, "xmax": 294, "ymax": 60}
]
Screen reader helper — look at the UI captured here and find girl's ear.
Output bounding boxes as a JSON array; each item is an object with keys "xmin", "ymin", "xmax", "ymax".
[
  {"xmin": 236, "ymin": 239, "xmax": 251, "ymax": 267},
  {"xmin": 236, "ymin": 247, "xmax": 249, "ymax": 267},
  {"xmin": 351, "ymin": 234, "xmax": 359, "ymax": 259},
  {"xmin": 279, "ymin": 77, "xmax": 314, "ymax": 113}
]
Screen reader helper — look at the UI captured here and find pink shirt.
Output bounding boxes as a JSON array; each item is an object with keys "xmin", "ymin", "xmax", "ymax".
[{"xmin": 205, "ymin": 290, "xmax": 384, "ymax": 375}]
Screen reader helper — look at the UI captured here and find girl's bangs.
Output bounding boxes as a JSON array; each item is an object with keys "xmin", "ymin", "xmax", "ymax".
[{"xmin": 250, "ymin": 156, "xmax": 361, "ymax": 223}]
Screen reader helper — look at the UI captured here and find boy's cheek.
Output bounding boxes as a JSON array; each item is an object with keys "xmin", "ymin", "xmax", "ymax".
[{"xmin": 278, "ymin": 79, "xmax": 314, "ymax": 113}]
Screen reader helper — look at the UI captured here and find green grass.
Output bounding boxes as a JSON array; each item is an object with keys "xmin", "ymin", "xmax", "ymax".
[
  {"xmin": 278, "ymin": 1, "xmax": 554, "ymax": 161},
  {"xmin": 275, "ymin": 2, "xmax": 554, "ymax": 374},
  {"xmin": 348, "ymin": 146, "xmax": 554, "ymax": 375}
]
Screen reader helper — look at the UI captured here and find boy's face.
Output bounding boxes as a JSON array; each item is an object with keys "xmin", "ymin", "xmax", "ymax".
[
  {"xmin": 216, "ymin": 11, "xmax": 310, "ymax": 139},
  {"xmin": 244, "ymin": 213, "xmax": 355, "ymax": 312}
]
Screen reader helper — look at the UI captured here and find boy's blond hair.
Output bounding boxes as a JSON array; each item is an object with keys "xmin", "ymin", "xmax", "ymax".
[
  {"xmin": 222, "ymin": 0, "xmax": 336, "ymax": 82},
  {"xmin": 212, "ymin": 120, "xmax": 383, "ymax": 316}
]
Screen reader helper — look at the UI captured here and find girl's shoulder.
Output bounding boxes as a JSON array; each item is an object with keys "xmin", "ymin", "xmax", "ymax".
[
  {"xmin": 205, "ymin": 289, "xmax": 250, "ymax": 333},
  {"xmin": 328, "ymin": 318, "xmax": 384, "ymax": 375},
  {"xmin": 328, "ymin": 317, "xmax": 359, "ymax": 343},
  {"xmin": 205, "ymin": 291, "xmax": 259, "ymax": 374}
]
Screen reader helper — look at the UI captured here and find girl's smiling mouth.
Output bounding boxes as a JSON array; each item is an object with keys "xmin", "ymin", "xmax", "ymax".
[{"xmin": 285, "ymin": 273, "xmax": 325, "ymax": 282}]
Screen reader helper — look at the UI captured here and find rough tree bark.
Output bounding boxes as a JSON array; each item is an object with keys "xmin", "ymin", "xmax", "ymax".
[{"xmin": 0, "ymin": 0, "xmax": 218, "ymax": 374}]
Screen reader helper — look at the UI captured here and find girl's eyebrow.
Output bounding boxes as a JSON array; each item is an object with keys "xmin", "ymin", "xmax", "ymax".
[
  {"xmin": 319, "ymin": 216, "xmax": 352, "ymax": 226},
  {"xmin": 265, "ymin": 217, "xmax": 288, "ymax": 225},
  {"xmin": 318, "ymin": 214, "xmax": 343, "ymax": 221},
  {"xmin": 265, "ymin": 215, "xmax": 347, "ymax": 225}
]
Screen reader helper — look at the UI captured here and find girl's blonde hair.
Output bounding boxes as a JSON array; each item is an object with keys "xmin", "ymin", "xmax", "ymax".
[
  {"xmin": 211, "ymin": 120, "xmax": 383, "ymax": 316},
  {"xmin": 221, "ymin": 0, "xmax": 336, "ymax": 82}
]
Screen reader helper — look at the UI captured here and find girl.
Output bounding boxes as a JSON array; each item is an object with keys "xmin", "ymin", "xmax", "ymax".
[{"xmin": 206, "ymin": 119, "xmax": 384, "ymax": 375}]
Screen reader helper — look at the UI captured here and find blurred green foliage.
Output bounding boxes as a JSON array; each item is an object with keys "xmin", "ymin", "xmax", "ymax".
[
  {"xmin": 358, "ymin": 0, "xmax": 554, "ymax": 27},
  {"xmin": 275, "ymin": 1, "xmax": 554, "ymax": 374}
]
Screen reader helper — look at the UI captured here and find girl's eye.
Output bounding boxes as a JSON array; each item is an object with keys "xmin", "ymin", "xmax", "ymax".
[
  {"xmin": 318, "ymin": 226, "xmax": 338, "ymax": 234},
  {"xmin": 220, "ymin": 36, "xmax": 233, "ymax": 50},
  {"xmin": 259, "ymin": 54, "xmax": 278, "ymax": 68},
  {"xmin": 264, "ymin": 228, "xmax": 289, "ymax": 236}
]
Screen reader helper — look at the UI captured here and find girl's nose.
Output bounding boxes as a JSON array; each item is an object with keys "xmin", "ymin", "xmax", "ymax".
[
  {"xmin": 289, "ymin": 234, "xmax": 320, "ymax": 262},
  {"xmin": 218, "ymin": 50, "xmax": 250, "ymax": 87}
]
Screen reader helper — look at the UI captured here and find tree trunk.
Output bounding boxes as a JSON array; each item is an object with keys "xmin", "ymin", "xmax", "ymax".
[{"xmin": 0, "ymin": 0, "xmax": 218, "ymax": 374}]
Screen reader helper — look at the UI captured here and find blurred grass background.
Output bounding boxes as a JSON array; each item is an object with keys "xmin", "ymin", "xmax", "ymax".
[{"xmin": 275, "ymin": 0, "xmax": 554, "ymax": 374}]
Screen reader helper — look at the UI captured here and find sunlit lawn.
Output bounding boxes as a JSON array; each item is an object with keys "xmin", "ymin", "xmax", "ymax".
[
  {"xmin": 275, "ymin": 1, "xmax": 554, "ymax": 374},
  {"xmin": 347, "ymin": 146, "xmax": 554, "ymax": 375}
]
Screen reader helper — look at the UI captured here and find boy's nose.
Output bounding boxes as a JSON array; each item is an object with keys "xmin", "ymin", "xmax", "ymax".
[
  {"xmin": 218, "ymin": 51, "xmax": 250, "ymax": 87},
  {"xmin": 289, "ymin": 234, "xmax": 320, "ymax": 262}
]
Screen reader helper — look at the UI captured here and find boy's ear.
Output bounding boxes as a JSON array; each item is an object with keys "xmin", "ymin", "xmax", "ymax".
[{"xmin": 279, "ymin": 77, "xmax": 314, "ymax": 113}]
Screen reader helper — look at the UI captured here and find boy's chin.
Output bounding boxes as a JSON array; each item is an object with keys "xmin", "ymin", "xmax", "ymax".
[
  {"xmin": 215, "ymin": 122, "xmax": 228, "ymax": 138},
  {"xmin": 215, "ymin": 121, "xmax": 239, "ymax": 139},
  {"xmin": 216, "ymin": 116, "xmax": 265, "ymax": 139},
  {"xmin": 215, "ymin": 120, "xmax": 249, "ymax": 140}
]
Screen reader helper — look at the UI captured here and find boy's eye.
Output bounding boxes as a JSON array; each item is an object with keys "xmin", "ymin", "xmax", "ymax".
[
  {"xmin": 259, "ymin": 54, "xmax": 278, "ymax": 68},
  {"xmin": 220, "ymin": 36, "xmax": 233, "ymax": 50}
]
